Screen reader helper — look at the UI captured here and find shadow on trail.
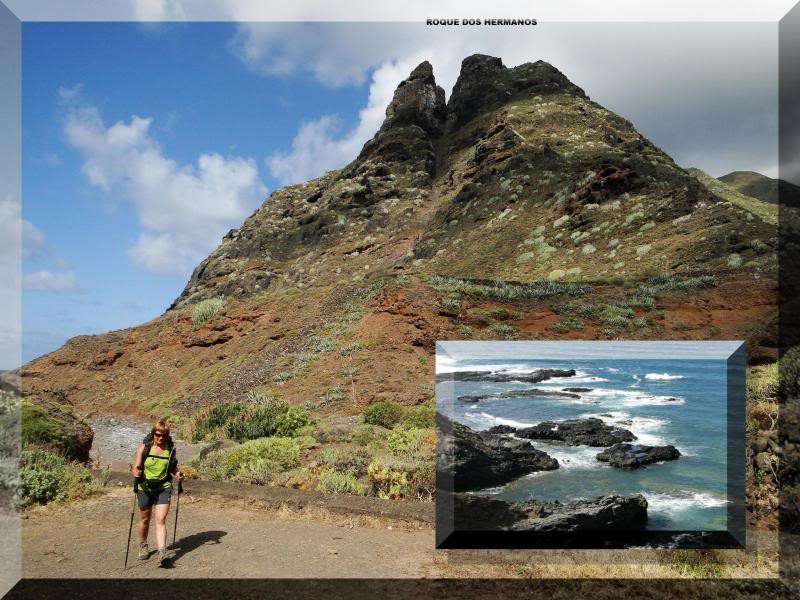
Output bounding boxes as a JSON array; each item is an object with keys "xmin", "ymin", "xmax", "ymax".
[{"xmin": 162, "ymin": 530, "xmax": 227, "ymax": 568}]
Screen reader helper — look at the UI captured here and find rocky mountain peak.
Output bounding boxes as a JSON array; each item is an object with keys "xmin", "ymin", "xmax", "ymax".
[
  {"xmin": 382, "ymin": 60, "xmax": 446, "ymax": 135},
  {"xmin": 448, "ymin": 54, "xmax": 586, "ymax": 126}
]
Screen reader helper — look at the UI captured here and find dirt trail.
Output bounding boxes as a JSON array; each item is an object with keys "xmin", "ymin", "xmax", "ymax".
[{"xmin": 22, "ymin": 488, "xmax": 440, "ymax": 578}]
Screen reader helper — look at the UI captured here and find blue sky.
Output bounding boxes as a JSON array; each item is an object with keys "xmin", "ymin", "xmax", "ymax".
[
  {"xmin": 19, "ymin": 22, "xmax": 778, "ymax": 366},
  {"xmin": 21, "ymin": 23, "xmax": 367, "ymax": 363}
]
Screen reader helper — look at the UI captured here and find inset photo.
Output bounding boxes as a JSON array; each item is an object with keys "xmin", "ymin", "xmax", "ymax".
[{"xmin": 435, "ymin": 340, "xmax": 745, "ymax": 549}]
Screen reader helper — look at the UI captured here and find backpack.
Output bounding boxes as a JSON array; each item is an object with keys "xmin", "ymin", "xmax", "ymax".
[{"xmin": 136, "ymin": 433, "xmax": 178, "ymax": 489}]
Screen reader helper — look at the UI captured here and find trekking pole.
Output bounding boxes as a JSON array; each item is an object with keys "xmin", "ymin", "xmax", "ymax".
[
  {"xmin": 172, "ymin": 480, "xmax": 183, "ymax": 547},
  {"xmin": 123, "ymin": 481, "xmax": 137, "ymax": 570}
]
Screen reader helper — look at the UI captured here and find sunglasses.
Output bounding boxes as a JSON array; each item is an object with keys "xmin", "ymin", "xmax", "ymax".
[{"xmin": 153, "ymin": 432, "xmax": 166, "ymax": 437}]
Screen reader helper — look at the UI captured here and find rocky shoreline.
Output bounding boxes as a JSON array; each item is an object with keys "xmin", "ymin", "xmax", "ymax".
[
  {"xmin": 436, "ymin": 368, "xmax": 576, "ymax": 384},
  {"xmin": 438, "ymin": 414, "xmax": 559, "ymax": 491},
  {"xmin": 454, "ymin": 493, "xmax": 648, "ymax": 532},
  {"xmin": 440, "ymin": 412, "xmax": 688, "ymax": 537},
  {"xmin": 458, "ymin": 388, "xmax": 581, "ymax": 402},
  {"xmin": 487, "ymin": 417, "xmax": 637, "ymax": 447}
]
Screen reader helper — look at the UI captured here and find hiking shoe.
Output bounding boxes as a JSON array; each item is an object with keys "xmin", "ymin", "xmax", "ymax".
[
  {"xmin": 157, "ymin": 547, "xmax": 172, "ymax": 566},
  {"xmin": 137, "ymin": 543, "xmax": 149, "ymax": 560}
]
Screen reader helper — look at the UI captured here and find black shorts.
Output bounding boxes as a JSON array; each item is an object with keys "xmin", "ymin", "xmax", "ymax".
[{"xmin": 136, "ymin": 487, "xmax": 172, "ymax": 510}]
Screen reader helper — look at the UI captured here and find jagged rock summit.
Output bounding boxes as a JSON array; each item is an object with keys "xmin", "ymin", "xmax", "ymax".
[{"xmin": 448, "ymin": 54, "xmax": 586, "ymax": 126}]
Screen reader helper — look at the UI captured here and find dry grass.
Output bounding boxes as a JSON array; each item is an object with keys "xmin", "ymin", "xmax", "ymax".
[{"xmin": 430, "ymin": 544, "xmax": 778, "ymax": 579}]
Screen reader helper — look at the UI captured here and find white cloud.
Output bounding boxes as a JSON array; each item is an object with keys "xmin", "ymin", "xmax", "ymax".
[
  {"xmin": 266, "ymin": 53, "xmax": 442, "ymax": 186},
  {"xmin": 132, "ymin": 0, "xmax": 186, "ymax": 20},
  {"xmin": 230, "ymin": 23, "xmax": 408, "ymax": 87},
  {"xmin": 23, "ymin": 270, "xmax": 78, "ymax": 292},
  {"xmin": 0, "ymin": 195, "xmax": 46, "ymax": 260},
  {"xmin": 61, "ymin": 89, "xmax": 267, "ymax": 276}
]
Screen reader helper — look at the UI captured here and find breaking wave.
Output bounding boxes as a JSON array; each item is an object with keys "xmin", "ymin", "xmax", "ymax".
[
  {"xmin": 645, "ymin": 373, "xmax": 685, "ymax": 381},
  {"xmin": 643, "ymin": 490, "xmax": 728, "ymax": 514},
  {"xmin": 529, "ymin": 442, "xmax": 603, "ymax": 470},
  {"xmin": 464, "ymin": 411, "xmax": 534, "ymax": 430},
  {"xmin": 580, "ymin": 388, "xmax": 685, "ymax": 407}
]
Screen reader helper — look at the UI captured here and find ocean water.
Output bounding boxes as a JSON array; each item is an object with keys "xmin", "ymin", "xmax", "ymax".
[{"xmin": 439, "ymin": 358, "xmax": 729, "ymax": 531}]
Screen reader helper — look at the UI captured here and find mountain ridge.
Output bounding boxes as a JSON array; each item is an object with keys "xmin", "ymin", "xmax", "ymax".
[{"xmin": 20, "ymin": 54, "xmax": 778, "ymax": 423}]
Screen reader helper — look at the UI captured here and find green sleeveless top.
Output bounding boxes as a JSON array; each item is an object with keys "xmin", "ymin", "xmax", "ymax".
[{"xmin": 140, "ymin": 445, "xmax": 173, "ymax": 492}]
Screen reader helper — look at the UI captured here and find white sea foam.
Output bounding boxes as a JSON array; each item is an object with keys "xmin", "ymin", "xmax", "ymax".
[
  {"xmin": 579, "ymin": 388, "xmax": 684, "ymax": 407},
  {"xmin": 604, "ymin": 367, "xmax": 621, "ymax": 373},
  {"xmin": 531, "ymin": 443, "xmax": 605, "ymax": 470},
  {"xmin": 623, "ymin": 394, "xmax": 684, "ymax": 407},
  {"xmin": 464, "ymin": 411, "xmax": 534, "ymax": 430},
  {"xmin": 580, "ymin": 411, "xmax": 671, "ymax": 445},
  {"xmin": 645, "ymin": 373, "xmax": 685, "ymax": 381},
  {"xmin": 643, "ymin": 491, "xmax": 728, "ymax": 514},
  {"xmin": 536, "ymin": 375, "xmax": 610, "ymax": 385}
]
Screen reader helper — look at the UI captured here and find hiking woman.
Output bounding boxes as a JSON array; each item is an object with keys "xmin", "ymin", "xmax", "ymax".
[{"xmin": 131, "ymin": 419, "xmax": 184, "ymax": 563}]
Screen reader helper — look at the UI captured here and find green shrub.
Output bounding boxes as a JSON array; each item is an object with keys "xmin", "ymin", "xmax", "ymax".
[
  {"xmin": 367, "ymin": 461, "xmax": 411, "ymax": 499},
  {"xmin": 292, "ymin": 351, "xmax": 319, "ymax": 373},
  {"xmin": 351, "ymin": 424, "xmax": 377, "ymax": 446},
  {"xmin": 308, "ymin": 335, "xmax": 336, "ymax": 353},
  {"xmin": 192, "ymin": 297, "xmax": 225, "ymax": 326},
  {"xmin": 316, "ymin": 468, "xmax": 367, "ymax": 496},
  {"xmin": 21, "ymin": 401, "xmax": 63, "ymax": 448},
  {"xmin": 646, "ymin": 274, "xmax": 716, "ymax": 292},
  {"xmin": 19, "ymin": 447, "xmax": 99, "ymax": 507},
  {"xmin": 319, "ymin": 385, "xmax": 345, "ymax": 407},
  {"xmin": 190, "ymin": 402, "xmax": 247, "ymax": 442},
  {"xmin": 192, "ymin": 399, "xmax": 310, "ymax": 443},
  {"xmin": 273, "ymin": 406, "xmax": 311, "ymax": 437},
  {"xmin": 314, "ymin": 421, "xmax": 355, "ymax": 444},
  {"xmin": 490, "ymin": 323, "xmax": 517, "ymax": 340},
  {"xmin": 225, "ymin": 401, "xmax": 310, "ymax": 442},
  {"xmin": 339, "ymin": 342, "xmax": 365, "ymax": 357},
  {"xmin": 552, "ymin": 316, "xmax": 584, "ymax": 333},
  {"xmin": 197, "ymin": 437, "xmax": 301, "ymax": 483},
  {"xmin": 340, "ymin": 366, "xmax": 360, "ymax": 378},
  {"xmin": 427, "ymin": 275, "xmax": 591, "ymax": 301},
  {"xmin": 363, "ymin": 401, "xmax": 403, "ymax": 428},
  {"xmin": 401, "ymin": 404, "xmax": 436, "ymax": 429},
  {"xmin": 438, "ymin": 295, "xmax": 462, "ymax": 317},
  {"xmin": 599, "ymin": 304, "xmax": 635, "ymax": 328},
  {"xmin": 319, "ymin": 447, "xmax": 371, "ymax": 477},
  {"xmin": 387, "ymin": 426, "xmax": 427, "ymax": 459},
  {"xmin": 457, "ymin": 324, "xmax": 474, "ymax": 337},
  {"xmin": 338, "ymin": 303, "xmax": 365, "ymax": 323},
  {"xmin": 409, "ymin": 459, "xmax": 436, "ymax": 500},
  {"xmin": 273, "ymin": 371, "xmax": 292, "ymax": 385},
  {"xmin": 245, "ymin": 390, "xmax": 280, "ymax": 405},
  {"xmin": 20, "ymin": 462, "xmax": 62, "ymax": 505}
]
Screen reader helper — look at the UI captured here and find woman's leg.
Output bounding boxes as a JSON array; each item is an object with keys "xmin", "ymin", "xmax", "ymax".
[
  {"xmin": 153, "ymin": 500, "xmax": 171, "ymax": 549},
  {"xmin": 138, "ymin": 504, "xmax": 152, "ymax": 544}
]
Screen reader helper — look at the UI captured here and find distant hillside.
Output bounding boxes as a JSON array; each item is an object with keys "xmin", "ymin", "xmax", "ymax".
[
  {"xmin": 688, "ymin": 168, "xmax": 777, "ymax": 225},
  {"xmin": 719, "ymin": 170, "xmax": 800, "ymax": 207}
]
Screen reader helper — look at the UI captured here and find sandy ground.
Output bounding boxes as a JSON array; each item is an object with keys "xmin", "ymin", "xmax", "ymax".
[{"xmin": 21, "ymin": 488, "xmax": 439, "ymax": 579}]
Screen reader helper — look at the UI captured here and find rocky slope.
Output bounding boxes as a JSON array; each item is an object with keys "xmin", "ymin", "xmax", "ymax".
[{"xmin": 19, "ymin": 54, "xmax": 779, "ymax": 426}]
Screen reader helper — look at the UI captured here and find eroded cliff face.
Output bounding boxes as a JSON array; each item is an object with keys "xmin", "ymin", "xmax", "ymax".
[{"xmin": 20, "ymin": 54, "xmax": 778, "ymax": 419}]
